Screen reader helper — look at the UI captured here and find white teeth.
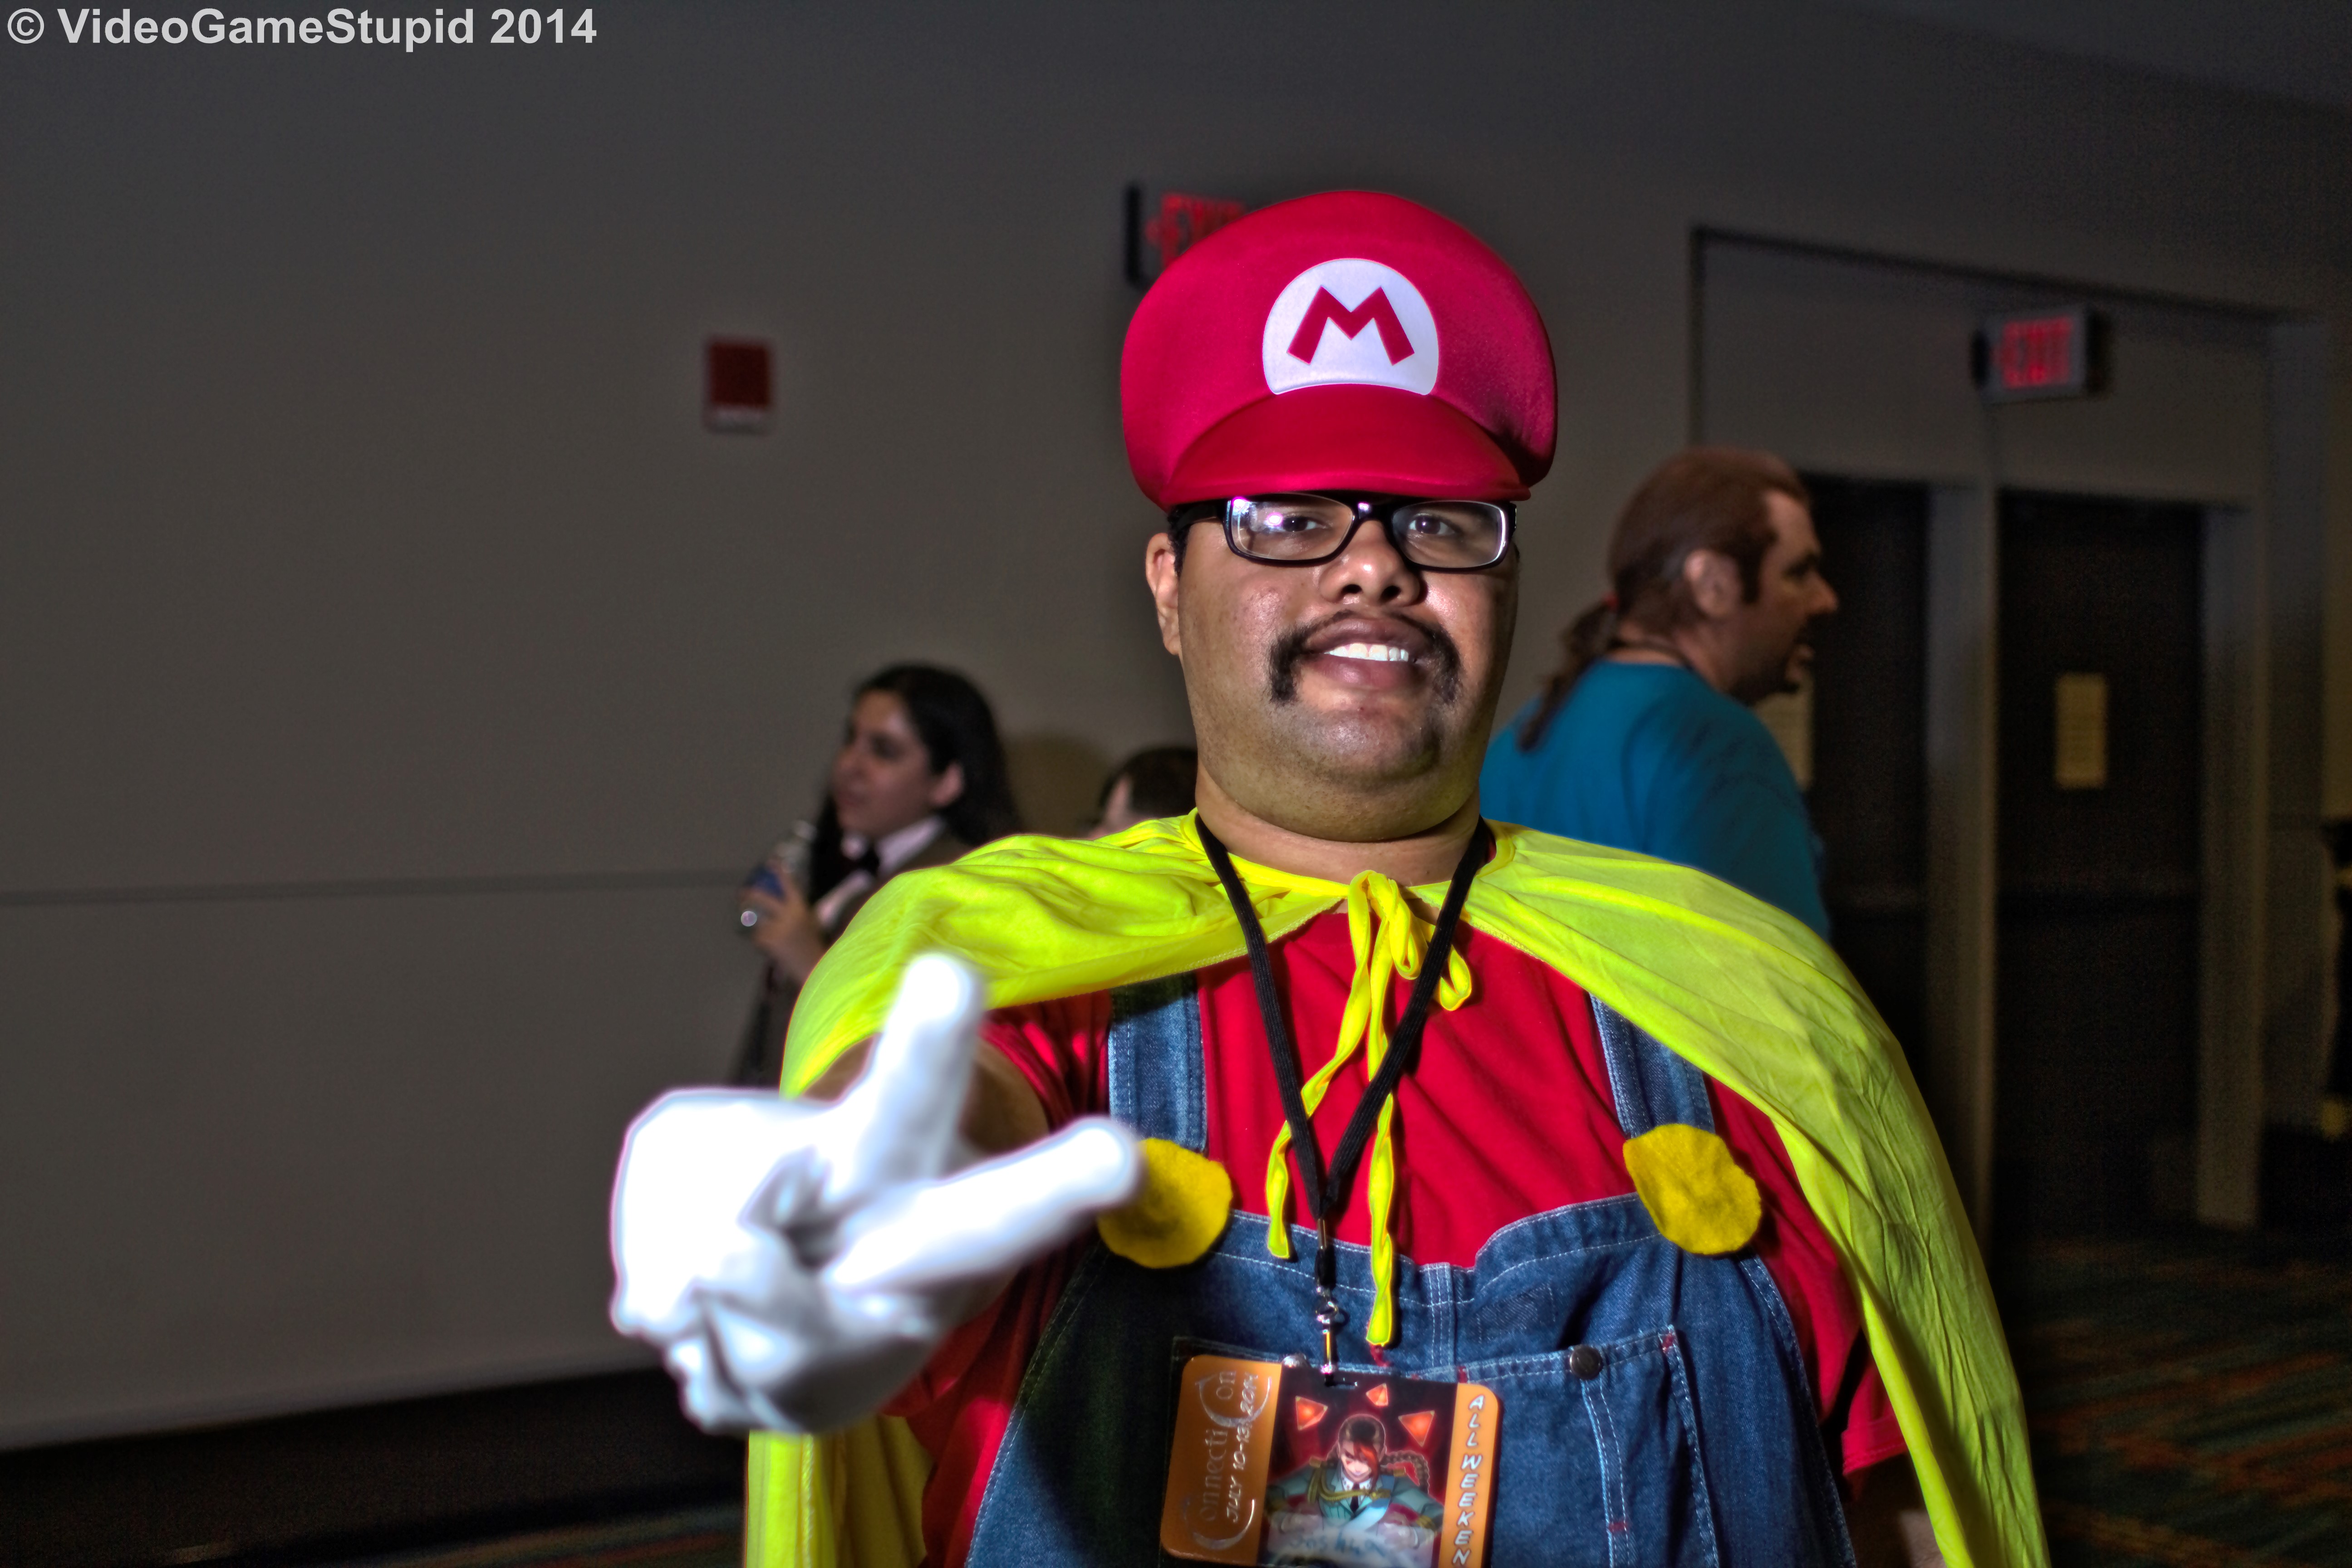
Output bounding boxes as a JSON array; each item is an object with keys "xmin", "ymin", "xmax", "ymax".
[{"xmin": 1327, "ymin": 642, "xmax": 1411, "ymax": 663}]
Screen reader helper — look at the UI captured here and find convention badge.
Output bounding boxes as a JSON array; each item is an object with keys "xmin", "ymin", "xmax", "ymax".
[
  {"xmin": 1161, "ymin": 1354, "xmax": 1284, "ymax": 1563},
  {"xmin": 1166, "ymin": 1354, "xmax": 1500, "ymax": 1568}
]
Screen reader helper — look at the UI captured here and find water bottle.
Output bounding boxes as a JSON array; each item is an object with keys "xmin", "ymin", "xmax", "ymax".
[{"xmin": 739, "ymin": 820, "xmax": 818, "ymax": 935}]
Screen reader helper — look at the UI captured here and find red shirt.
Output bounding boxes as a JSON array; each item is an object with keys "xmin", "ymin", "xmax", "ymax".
[{"xmin": 886, "ymin": 910, "xmax": 1905, "ymax": 1568}]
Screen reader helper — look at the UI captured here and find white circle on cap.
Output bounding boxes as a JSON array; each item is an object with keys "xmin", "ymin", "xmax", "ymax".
[{"xmin": 1262, "ymin": 259, "xmax": 1439, "ymax": 397}]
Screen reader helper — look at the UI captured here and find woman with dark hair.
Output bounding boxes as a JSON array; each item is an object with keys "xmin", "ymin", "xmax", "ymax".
[
  {"xmin": 732, "ymin": 664, "xmax": 1020, "ymax": 1084},
  {"xmin": 1479, "ymin": 447, "xmax": 1838, "ymax": 934}
]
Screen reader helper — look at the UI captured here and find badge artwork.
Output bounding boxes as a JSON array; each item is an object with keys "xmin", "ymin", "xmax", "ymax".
[{"xmin": 1160, "ymin": 1354, "xmax": 1498, "ymax": 1568}]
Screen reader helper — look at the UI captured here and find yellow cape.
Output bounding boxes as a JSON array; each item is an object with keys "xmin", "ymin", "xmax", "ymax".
[{"xmin": 751, "ymin": 816, "xmax": 2047, "ymax": 1568}]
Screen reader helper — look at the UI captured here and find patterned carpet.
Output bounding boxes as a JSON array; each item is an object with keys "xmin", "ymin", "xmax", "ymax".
[{"xmin": 2007, "ymin": 1230, "xmax": 2352, "ymax": 1566}]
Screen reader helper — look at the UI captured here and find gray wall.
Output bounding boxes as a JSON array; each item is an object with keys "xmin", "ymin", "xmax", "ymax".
[{"xmin": 4, "ymin": 0, "xmax": 2349, "ymax": 1446}]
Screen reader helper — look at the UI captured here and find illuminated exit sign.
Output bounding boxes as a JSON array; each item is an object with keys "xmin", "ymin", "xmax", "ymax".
[{"xmin": 1973, "ymin": 306, "xmax": 2106, "ymax": 403}]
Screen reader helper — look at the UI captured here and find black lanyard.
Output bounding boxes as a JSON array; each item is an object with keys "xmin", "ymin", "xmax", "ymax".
[{"xmin": 1196, "ymin": 816, "xmax": 1490, "ymax": 1378}]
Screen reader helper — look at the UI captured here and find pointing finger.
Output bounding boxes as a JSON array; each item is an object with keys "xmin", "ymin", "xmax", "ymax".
[
  {"xmin": 820, "ymin": 954, "xmax": 985, "ymax": 1206},
  {"xmin": 826, "ymin": 1117, "xmax": 1143, "ymax": 1295}
]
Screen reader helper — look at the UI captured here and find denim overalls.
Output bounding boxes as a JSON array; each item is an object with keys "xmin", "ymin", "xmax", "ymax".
[{"xmin": 966, "ymin": 973, "xmax": 1858, "ymax": 1566}]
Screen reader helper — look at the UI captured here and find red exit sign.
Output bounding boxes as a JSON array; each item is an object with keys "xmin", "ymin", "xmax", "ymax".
[{"xmin": 1974, "ymin": 306, "xmax": 2106, "ymax": 402}]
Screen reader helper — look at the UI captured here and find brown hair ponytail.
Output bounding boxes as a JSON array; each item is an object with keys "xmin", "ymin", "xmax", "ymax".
[{"xmin": 1516, "ymin": 595, "xmax": 1620, "ymax": 751}]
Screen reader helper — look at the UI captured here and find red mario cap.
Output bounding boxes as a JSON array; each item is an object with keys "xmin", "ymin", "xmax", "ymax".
[{"xmin": 1122, "ymin": 191, "xmax": 1556, "ymax": 512}]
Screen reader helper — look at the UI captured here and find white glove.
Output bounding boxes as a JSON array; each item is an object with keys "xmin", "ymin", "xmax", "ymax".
[{"xmin": 609, "ymin": 954, "xmax": 1142, "ymax": 1434}]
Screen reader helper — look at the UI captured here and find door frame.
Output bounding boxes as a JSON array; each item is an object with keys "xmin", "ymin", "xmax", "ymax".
[{"xmin": 2201, "ymin": 504, "xmax": 2268, "ymax": 1226}]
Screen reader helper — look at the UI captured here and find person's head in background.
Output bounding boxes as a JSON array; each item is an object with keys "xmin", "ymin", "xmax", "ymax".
[
  {"xmin": 1090, "ymin": 745, "xmax": 1199, "ymax": 837},
  {"xmin": 741, "ymin": 665, "xmax": 1018, "ymax": 1001},
  {"xmin": 1517, "ymin": 448, "xmax": 1835, "ymax": 750},
  {"xmin": 818, "ymin": 664, "xmax": 1020, "ymax": 867}
]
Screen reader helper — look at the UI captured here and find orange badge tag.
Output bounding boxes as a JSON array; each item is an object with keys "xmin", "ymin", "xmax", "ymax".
[
  {"xmin": 1160, "ymin": 1355, "xmax": 1283, "ymax": 1563},
  {"xmin": 1162, "ymin": 1354, "xmax": 1499, "ymax": 1567},
  {"xmin": 1442, "ymin": 1382, "xmax": 1499, "ymax": 1568}
]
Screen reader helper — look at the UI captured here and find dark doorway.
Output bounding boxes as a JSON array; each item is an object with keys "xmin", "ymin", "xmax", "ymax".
[
  {"xmin": 1994, "ymin": 491, "xmax": 2202, "ymax": 1236},
  {"xmin": 1802, "ymin": 476, "xmax": 1930, "ymax": 1090}
]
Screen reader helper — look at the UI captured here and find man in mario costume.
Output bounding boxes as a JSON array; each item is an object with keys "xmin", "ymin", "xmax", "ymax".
[{"xmin": 608, "ymin": 192, "xmax": 2046, "ymax": 1568}]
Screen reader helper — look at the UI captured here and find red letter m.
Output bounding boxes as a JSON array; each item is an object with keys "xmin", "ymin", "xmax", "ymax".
[{"xmin": 1287, "ymin": 288, "xmax": 1414, "ymax": 364}]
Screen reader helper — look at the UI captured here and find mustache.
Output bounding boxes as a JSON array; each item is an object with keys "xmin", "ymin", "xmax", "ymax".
[{"xmin": 1266, "ymin": 613, "xmax": 1464, "ymax": 705}]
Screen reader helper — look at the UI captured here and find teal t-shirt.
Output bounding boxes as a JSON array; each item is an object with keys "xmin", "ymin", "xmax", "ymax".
[{"xmin": 1480, "ymin": 661, "xmax": 1829, "ymax": 936}]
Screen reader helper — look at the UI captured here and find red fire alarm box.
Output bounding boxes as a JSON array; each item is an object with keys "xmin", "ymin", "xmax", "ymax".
[{"xmin": 705, "ymin": 338, "xmax": 772, "ymax": 432}]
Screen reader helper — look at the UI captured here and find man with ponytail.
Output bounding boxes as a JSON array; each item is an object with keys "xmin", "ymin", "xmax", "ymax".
[{"xmin": 1482, "ymin": 448, "xmax": 1839, "ymax": 934}]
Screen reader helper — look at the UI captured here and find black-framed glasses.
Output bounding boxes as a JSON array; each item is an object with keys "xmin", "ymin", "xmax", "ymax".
[{"xmin": 1169, "ymin": 493, "xmax": 1515, "ymax": 572}]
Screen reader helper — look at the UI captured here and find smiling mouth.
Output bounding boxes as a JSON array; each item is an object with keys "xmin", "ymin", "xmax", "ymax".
[
  {"xmin": 1269, "ymin": 615, "xmax": 1462, "ymax": 704},
  {"xmin": 1326, "ymin": 642, "xmax": 1414, "ymax": 664}
]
